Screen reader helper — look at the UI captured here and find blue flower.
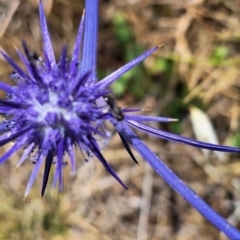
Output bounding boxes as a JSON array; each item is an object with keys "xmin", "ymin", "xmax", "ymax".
[{"xmin": 0, "ymin": 0, "xmax": 240, "ymax": 238}]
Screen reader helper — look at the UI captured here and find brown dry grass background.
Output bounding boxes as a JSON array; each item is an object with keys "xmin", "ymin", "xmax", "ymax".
[{"xmin": 0, "ymin": 0, "xmax": 239, "ymax": 239}]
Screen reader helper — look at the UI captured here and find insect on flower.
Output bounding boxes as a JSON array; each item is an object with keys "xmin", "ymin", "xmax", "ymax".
[
  {"xmin": 104, "ymin": 95, "xmax": 138, "ymax": 164},
  {"xmin": 104, "ymin": 95, "xmax": 124, "ymax": 121},
  {"xmin": 27, "ymin": 51, "xmax": 42, "ymax": 64}
]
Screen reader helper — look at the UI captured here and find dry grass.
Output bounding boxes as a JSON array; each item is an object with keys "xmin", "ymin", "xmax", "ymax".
[{"xmin": 0, "ymin": 0, "xmax": 239, "ymax": 239}]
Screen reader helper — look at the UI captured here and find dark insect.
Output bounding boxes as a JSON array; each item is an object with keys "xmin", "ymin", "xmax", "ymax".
[
  {"xmin": 104, "ymin": 95, "xmax": 139, "ymax": 165},
  {"xmin": 21, "ymin": 40, "xmax": 42, "ymax": 65},
  {"xmin": 28, "ymin": 51, "xmax": 42, "ymax": 64},
  {"xmin": 22, "ymin": 40, "xmax": 42, "ymax": 81},
  {"xmin": 0, "ymin": 121, "xmax": 14, "ymax": 134},
  {"xmin": 104, "ymin": 95, "xmax": 124, "ymax": 121}
]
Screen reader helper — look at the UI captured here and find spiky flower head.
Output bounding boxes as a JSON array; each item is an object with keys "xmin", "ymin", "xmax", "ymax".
[
  {"xmin": 0, "ymin": 1, "xmax": 159, "ymax": 197},
  {"xmin": 0, "ymin": 1, "xmax": 240, "ymax": 238}
]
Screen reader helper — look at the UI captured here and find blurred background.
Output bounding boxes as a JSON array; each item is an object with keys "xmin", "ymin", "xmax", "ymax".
[{"xmin": 0, "ymin": 0, "xmax": 239, "ymax": 239}]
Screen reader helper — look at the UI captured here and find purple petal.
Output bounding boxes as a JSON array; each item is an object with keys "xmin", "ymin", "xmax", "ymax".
[
  {"xmin": 52, "ymin": 163, "xmax": 59, "ymax": 190},
  {"xmin": 0, "ymin": 122, "xmax": 10, "ymax": 134},
  {"xmin": 43, "ymin": 48, "xmax": 52, "ymax": 72},
  {"xmin": 24, "ymin": 152, "xmax": 45, "ymax": 198},
  {"xmin": 81, "ymin": 0, "xmax": 99, "ymax": 82},
  {"xmin": 57, "ymin": 139, "xmax": 64, "ymax": 192},
  {"xmin": 0, "ymin": 51, "xmax": 30, "ymax": 81},
  {"xmin": 71, "ymin": 71, "xmax": 92, "ymax": 93},
  {"xmin": 16, "ymin": 143, "xmax": 34, "ymax": 168},
  {"xmin": 0, "ymin": 100, "xmax": 21, "ymax": 108},
  {"xmin": 0, "ymin": 81, "xmax": 15, "ymax": 94},
  {"xmin": 96, "ymin": 47, "xmax": 159, "ymax": 89},
  {"xmin": 86, "ymin": 136, "xmax": 128, "ymax": 189},
  {"xmin": 0, "ymin": 138, "xmax": 27, "ymax": 165},
  {"xmin": 70, "ymin": 10, "xmax": 85, "ymax": 74},
  {"xmin": 16, "ymin": 48, "xmax": 35, "ymax": 81},
  {"xmin": 127, "ymin": 120, "xmax": 240, "ymax": 153},
  {"xmin": 116, "ymin": 122, "xmax": 240, "ymax": 239},
  {"xmin": 21, "ymin": 41, "xmax": 43, "ymax": 83},
  {"xmin": 122, "ymin": 108, "xmax": 143, "ymax": 113},
  {"xmin": 0, "ymin": 125, "xmax": 33, "ymax": 146},
  {"xmin": 0, "ymin": 106, "xmax": 13, "ymax": 114},
  {"xmin": 52, "ymin": 140, "xmax": 64, "ymax": 191},
  {"xmin": 39, "ymin": 0, "xmax": 56, "ymax": 68},
  {"xmin": 59, "ymin": 46, "xmax": 67, "ymax": 77},
  {"xmin": 125, "ymin": 115, "xmax": 178, "ymax": 122},
  {"xmin": 66, "ymin": 138, "xmax": 76, "ymax": 175}
]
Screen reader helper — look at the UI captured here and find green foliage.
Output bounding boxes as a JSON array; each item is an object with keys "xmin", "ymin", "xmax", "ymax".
[
  {"xmin": 149, "ymin": 58, "xmax": 171, "ymax": 74},
  {"xmin": 0, "ymin": 186, "xmax": 69, "ymax": 240},
  {"xmin": 112, "ymin": 13, "xmax": 132, "ymax": 44},
  {"xmin": 229, "ymin": 133, "xmax": 240, "ymax": 148},
  {"xmin": 209, "ymin": 45, "xmax": 229, "ymax": 66},
  {"xmin": 111, "ymin": 13, "xmax": 187, "ymax": 132},
  {"xmin": 112, "ymin": 13, "xmax": 150, "ymax": 98}
]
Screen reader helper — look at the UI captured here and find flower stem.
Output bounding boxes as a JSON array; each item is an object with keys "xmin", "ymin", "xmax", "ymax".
[{"xmin": 82, "ymin": 0, "xmax": 99, "ymax": 82}]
